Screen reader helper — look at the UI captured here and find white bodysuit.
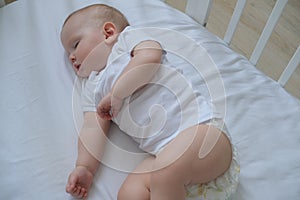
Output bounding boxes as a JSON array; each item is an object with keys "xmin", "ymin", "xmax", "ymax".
[
  {"xmin": 82, "ymin": 26, "xmax": 222, "ymax": 155},
  {"xmin": 81, "ymin": 26, "xmax": 240, "ymax": 199}
]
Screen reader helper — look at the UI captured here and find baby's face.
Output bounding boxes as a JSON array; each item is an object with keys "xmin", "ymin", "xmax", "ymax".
[{"xmin": 61, "ymin": 12, "xmax": 106, "ymax": 78}]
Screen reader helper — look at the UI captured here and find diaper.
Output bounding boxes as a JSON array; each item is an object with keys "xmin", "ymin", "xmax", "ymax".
[{"xmin": 185, "ymin": 119, "xmax": 240, "ymax": 200}]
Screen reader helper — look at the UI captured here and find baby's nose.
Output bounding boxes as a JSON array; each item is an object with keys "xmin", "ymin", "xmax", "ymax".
[{"xmin": 69, "ymin": 54, "xmax": 76, "ymax": 64}]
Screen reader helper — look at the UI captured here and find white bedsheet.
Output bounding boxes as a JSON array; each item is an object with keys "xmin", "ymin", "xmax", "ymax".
[{"xmin": 1, "ymin": 0, "xmax": 300, "ymax": 199}]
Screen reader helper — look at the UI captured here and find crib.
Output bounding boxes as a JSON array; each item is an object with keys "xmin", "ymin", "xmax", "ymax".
[{"xmin": 1, "ymin": 0, "xmax": 299, "ymax": 199}]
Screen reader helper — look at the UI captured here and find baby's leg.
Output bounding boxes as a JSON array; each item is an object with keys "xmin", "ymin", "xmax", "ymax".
[
  {"xmin": 150, "ymin": 124, "xmax": 232, "ymax": 200},
  {"xmin": 118, "ymin": 124, "xmax": 232, "ymax": 200},
  {"xmin": 118, "ymin": 156, "xmax": 155, "ymax": 200}
]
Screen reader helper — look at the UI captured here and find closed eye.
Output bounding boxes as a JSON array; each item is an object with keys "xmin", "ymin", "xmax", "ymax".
[{"xmin": 73, "ymin": 41, "xmax": 79, "ymax": 49}]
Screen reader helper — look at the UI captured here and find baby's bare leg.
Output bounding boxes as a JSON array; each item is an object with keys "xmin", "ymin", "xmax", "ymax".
[
  {"xmin": 118, "ymin": 124, "xmax": 232, "ymax": 200},
  {"xmin": 150, "ymin": 124, "xmax": 232, "ymax": 200},
  {"xmin": 118, "ymin": 156, "xmax": 154, "ymax": 200}
]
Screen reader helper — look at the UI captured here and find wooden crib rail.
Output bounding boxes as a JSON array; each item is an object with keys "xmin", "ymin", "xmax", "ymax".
[
  {"xmin": 249, "ymin": 0, "xmax": 288, "ymax": 65},
  {"xmin": 0, "ymin": 0, "xmax": 15, "ymax": 7},
  {"xmin": 223, "ymin": 0, "xmax": 247, "ymax": 45},
  {"xmin": 278, "ymin": 46, "xmax": 300, "ymax": 87},
  {"xmin": 182, "ymin": 0, "xmax": 299, "ymax": 88},
  {"xmin": 3, "ymin": 0, "xmax": 299, "ymax": 91},
  {"xmin": 0, "ymin": 0, "xmax": 5, "ymax": 7},
  {"xmin": 185, "ymin": 0, "xmax": 212, "ymax": 26}
]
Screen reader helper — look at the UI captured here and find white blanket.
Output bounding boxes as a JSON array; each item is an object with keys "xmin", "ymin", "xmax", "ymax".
[{"xmin": 1, "ymin": 0, "xmax": 300, "ymax": 199}]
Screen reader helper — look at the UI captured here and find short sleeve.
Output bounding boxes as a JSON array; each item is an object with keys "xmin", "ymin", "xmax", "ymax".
[{"xmin": 108, "ymin": 26, "xmax": 166, "ymax": 65}]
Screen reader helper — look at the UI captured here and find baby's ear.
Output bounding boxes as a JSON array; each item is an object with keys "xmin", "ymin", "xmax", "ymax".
[{"xmin": 103, "ymin": 22, "xmax": 117, "ymax": 44}]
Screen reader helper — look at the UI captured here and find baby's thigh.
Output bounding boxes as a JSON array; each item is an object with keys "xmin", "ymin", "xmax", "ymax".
[{"xmin": 153, "ymin": 124, "xmax": 232, "ymax": 185}]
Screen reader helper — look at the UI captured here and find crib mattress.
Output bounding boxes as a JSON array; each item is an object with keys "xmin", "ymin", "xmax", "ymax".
[{"xmin": 1, "ymin": 0, "xmax": 300, "ymax": 199}]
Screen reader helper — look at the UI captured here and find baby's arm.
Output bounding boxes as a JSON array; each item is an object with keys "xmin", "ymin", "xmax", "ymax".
[
  {"xmin": 66, "ymin": 112, "xmax": 110, "ymax": 199},
  {"xmin": 98, "ymin": 40, "xmax": 163, "ymax": 118},
  {"xmin": 113, "ymin": 40, "xmax": 163, "ymax": 99}
]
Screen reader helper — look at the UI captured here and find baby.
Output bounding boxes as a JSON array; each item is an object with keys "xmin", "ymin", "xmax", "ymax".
[{"xmin": 61, "ymin": 4, "xmax": 239, "ymax": 200}]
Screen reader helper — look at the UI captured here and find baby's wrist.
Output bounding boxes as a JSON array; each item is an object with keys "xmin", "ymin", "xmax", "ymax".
[{"xmin": 75, "ymin": 165, "xmax": 95, "ymax": 176}]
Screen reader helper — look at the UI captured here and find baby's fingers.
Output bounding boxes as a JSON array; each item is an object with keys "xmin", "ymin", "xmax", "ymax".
[
  {"xmin": 67, "ymin": 173, "xmax": 78, "ymax": 186},
  {"xmin": 67, "ymin": 185, "xmax": 87, "ymax": 199},
  {"xmin": 79, "ymin": 187, "xmax": 88, "ymax": 199},
  {"xmin": 66, "ymin": 184, "xmax": 75, "ymax": 194},
  {"xmin": 100, "ymin": 110, "xmax": 112, "ymax": 120},
  {"xmin": 66, "ymin": 180, "xmax": 75, "ymax": 193},
  {"xmin": 74, "ymin": 186, "xmax": 88, "ymax": 199},
  {"xmin": 66, "ymin": 173, "xmax": 80, "ymax": 194},
  {"xmin": 75, "ymin": 186, "xmax": 84, "ymax": 198},
  {"xmin": 98, "ymin": 106, "xmax": 112, "ymax": 120}
]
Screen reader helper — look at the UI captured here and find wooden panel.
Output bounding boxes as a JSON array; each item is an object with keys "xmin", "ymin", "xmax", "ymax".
[
  {"xmin": 164, "ymin": 0, "xmax": 186, "ymax": 12},
  {"xmin": 4, "ymin": 0, "xmax": 16, "ymax": 4},
  {"xmin": 0, "ymin": 1, "xmax": 4, "ymax": 7},
  {"xmin": 278, "ymin": 46, "xmax": 300, "ymax": 86},
  {"xmin": 224, "ymin": 0, "xmax": 247, "ymax": 44},
  {"xmin": 205, "ymin": 0, "xmax": 300, "ymax": 99},
  {"xmin": 250, "ymin": 0, "xmax": 288, "ymax": 65},
  {"xmin": 4, "ymin": 0, "xmax": 300, "ymax": 98},
  {"xmin": 185, "ymin": 0, "xmax": 212, "ymax": 26},
  {"xmin": 165, "ymin": 0, "xmax": 213, "ymax": 25}
]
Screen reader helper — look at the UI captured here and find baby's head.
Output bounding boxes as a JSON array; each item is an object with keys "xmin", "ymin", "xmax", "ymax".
[{"xmin": 61, "ymin": 4, "xmax": 129, "ymax": 77}]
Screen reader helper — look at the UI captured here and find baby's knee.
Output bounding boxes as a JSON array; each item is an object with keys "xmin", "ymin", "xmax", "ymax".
[
  {"xmin": 117, "ymin": 184, "xmax": 136, "ymax": 200},
  {"xmin": 117, "ymin": 185, "xmax": 131, "ymax": 200},
  {"xmin": 117, "ymin": 174, "xmax": 150, "ymax": 200}
]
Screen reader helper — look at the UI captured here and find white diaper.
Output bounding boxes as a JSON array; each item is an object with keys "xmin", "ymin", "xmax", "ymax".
[{"xmin": 185, "ymin": 119, "xmax": 240, "ymax": 200}]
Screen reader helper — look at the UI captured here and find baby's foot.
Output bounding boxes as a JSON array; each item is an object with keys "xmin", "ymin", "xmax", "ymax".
[{"xmin": 66, "ymin": 166, "xmax": 94, "ymax": 199}]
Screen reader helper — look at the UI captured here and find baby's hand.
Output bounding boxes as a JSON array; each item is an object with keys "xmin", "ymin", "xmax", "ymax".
[
  {"xmin": 66, "ymin": 166, "xmax": 94, "ymax": 199},
  {"xmin": 97, "ymin": 92, "xmax": 124, "ymax": 120}
]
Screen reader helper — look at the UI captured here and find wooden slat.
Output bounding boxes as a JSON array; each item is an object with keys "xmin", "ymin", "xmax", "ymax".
[
  {"xmin": 250, "ymin": 0, "xmax": 288, "ymax": 65},
  {"xmin": 6, "ymin": 0, "xmax": 17, "ymax": 3},
  {"xmin": 0, "ymin": 0, "xmax": 5, "ymax": 7},
  {"xmin": 224, "ymin": 0, "xmax": 247, "ymax": 45},
  {"xmin": 185, "ymin": 0, "xmax": 213, "ymax": 26},
  {"xmin": 278, "ymin": 46, "xmax": 300, "ymax": 86}
]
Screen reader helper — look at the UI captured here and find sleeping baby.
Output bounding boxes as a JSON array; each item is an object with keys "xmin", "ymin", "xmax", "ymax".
[{"xmin": 60, "ymin": 4, "xmax": 239, "ymax": 200}]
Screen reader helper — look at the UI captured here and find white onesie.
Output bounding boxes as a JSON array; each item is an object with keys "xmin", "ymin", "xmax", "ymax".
[
  {"xmin": 82, "ymin": 26, "xmax": 222, "ymax": 155},
  {"xmin": 81, "ymin": 26, "xmax": 240, "ymax": 199}
]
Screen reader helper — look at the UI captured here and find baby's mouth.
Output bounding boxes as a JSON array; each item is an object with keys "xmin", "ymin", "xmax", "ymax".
[{"xmin": 73, "ymin": 63, "xmax": 81, "ymax": 71}]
